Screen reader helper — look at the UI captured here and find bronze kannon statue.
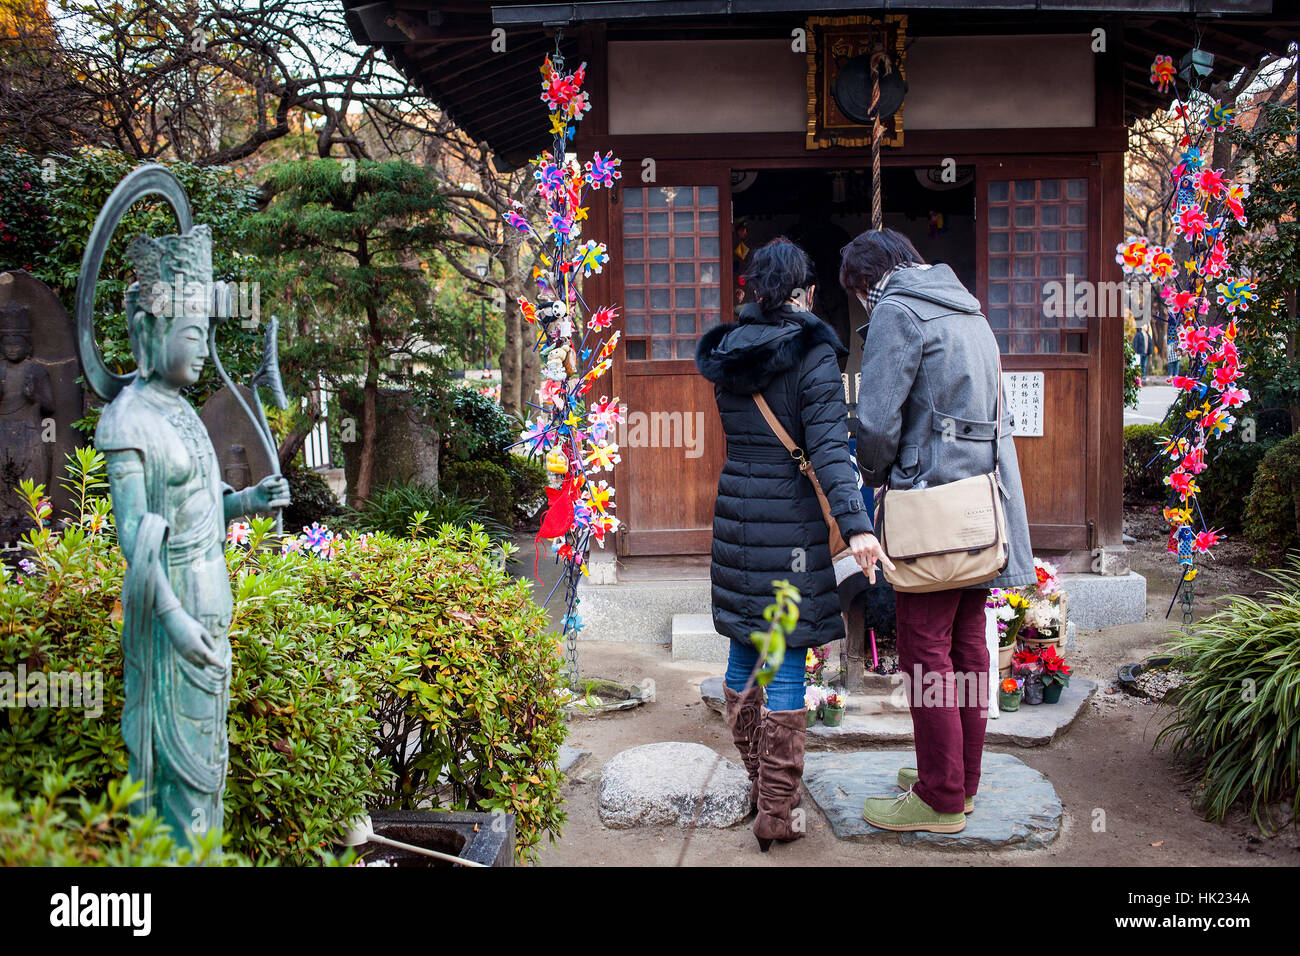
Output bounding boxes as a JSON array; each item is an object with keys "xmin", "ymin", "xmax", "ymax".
[{"xmin": 75, "ymin": 166, "xmax": 289, "ymax": 840}]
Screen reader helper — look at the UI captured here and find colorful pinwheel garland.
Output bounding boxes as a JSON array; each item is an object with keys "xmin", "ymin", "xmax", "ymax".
[
  {"xmin": 1118, "ymin": 55, "xmax": 1256, "ymax": 582},
  {"xmin": 503, "ymin": 54, "xmax": 625, "ymax": 674}
]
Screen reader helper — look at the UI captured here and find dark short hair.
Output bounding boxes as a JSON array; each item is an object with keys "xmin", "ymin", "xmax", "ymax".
[
  {"xmin": 744, "ymin": 237, "xmax": 813, "ymax": 310},
  {"xmin": 838, "ymin": 228, "xmax": 925, "ymax": 295}
]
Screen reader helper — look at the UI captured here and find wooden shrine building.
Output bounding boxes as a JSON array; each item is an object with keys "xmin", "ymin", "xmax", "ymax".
[{"xmin": 345, "ymin": 0, "xmax": 1296, "ymax": 573}]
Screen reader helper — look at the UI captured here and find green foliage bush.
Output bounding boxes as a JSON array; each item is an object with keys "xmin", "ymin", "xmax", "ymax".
[
  {"xmin": 1123, "ymin": 424, "xmax": 1166, "ymax": 501},
  {"xmin": 0, "ymin": 469, "xmax": 390, "ymax": 866},
  {"xmin": 263, "ymin": 526, "xmax": 567, "ymax": 861},
  {"xmin": 1244, "ymin": 433, "xmax": 1300, "ymax": 560},
  {"xmin": 1156, "ymin": 556, "xmax": 1300, "ymax": 833},
  {"xmin": 282, "ymin": 464, "xmax": 344, "ymax": 532},
  {"xmin": 0, "ymin": 777, "xmax": 250, "ymax": 866},
  {"xmin": 504, "ymin": 452, "xmax": 548, "ymax": 523},
  {"xmin": 440, "ymin": 386, "xmax": 517, "ymax": 466},
  {"xmin": 441, "ymin": 459, "xmax": 515, "ymax": 527},
  {"xmin": 1, "ymin": 452, "xmax": 566, "ymax": 864}
]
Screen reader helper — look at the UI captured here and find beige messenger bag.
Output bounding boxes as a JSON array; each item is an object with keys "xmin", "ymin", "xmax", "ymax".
[{"xmin": 876, "ymin": 365, "xmax": 1010, "ymax": 593}]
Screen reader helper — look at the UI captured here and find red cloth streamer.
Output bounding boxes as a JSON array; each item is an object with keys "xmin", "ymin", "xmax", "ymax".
[{"xmin": 534, "ymin": 477, "xmax": 581, "ymax": 580}]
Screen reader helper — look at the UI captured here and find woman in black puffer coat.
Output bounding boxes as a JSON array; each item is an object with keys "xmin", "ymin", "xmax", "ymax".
[{"xmin": 695, "ymin": 237, "xmax": 892, "ymax": 851}]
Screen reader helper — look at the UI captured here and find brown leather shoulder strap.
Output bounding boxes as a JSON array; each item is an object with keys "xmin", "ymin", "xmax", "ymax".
[{"xmin": 752, "ymin": 393, "xmax": 803, "ymax": 460}]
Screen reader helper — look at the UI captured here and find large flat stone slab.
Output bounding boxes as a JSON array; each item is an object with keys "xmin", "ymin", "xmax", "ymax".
[
  {"xmin": 599, "ymin": 742, "xmax": 750, "ymax": 829},
  {"xmin": 803, "ymin": 750, "xmax": 1062, "ymax": 849},
  {"xmin": 702, "ymin": 677, "xmax": 1096, "ymax": 747}
]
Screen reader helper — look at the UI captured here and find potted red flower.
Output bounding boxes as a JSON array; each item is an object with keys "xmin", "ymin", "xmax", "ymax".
[{"xmin": 1039, "ymin": 646, "xmax": 1072, "ymax": 703}]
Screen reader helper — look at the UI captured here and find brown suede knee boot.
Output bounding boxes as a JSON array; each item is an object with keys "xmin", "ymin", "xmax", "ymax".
[
  {"xmin": 724, "ymin": 684, "xmax": 764, "ymax": 806},
  {"xmin": 753, "ymin": 706, "xmax": 807, "ymax": 852}
]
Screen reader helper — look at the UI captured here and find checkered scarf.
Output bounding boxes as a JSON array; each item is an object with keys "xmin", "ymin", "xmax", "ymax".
[{"xmin": 862, "ymin": 261, "xmax": 932, "ymax": 313}]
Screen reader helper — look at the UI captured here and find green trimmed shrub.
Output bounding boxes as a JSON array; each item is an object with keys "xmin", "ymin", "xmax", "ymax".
[
  {"xmin": 0, "ymin": 453, "xmax": 389, "ymax": 865},
  {"xmin": 1155, "ymin": 556, "xmax": 1300, "ymax": 833},
  {"xmin": 441, "ymin": 459, "xmax": 514, "ymax": 527},
  {"xmin": 1244, "ymin": 433, "xmax": 1300, "ymax": 560},
  {"xmin": 0, "ymin": 778, "xmax": 251, "ymax": 866},
  {"xmin": 268, "ymin": 526, "xmax": 567, "ymax": 862},
  {"xmin": 1, "ymin": 451, "xmax": 566, "ymax": 865},
  {"xmin": 1123, "ymin": 423, "xmax": 1166, "ymax": 500}
]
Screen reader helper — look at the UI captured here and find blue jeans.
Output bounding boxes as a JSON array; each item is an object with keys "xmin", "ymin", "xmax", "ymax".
[{"xmin": 726, "ymin": 639, "xmax": 809, "ymax": 712}]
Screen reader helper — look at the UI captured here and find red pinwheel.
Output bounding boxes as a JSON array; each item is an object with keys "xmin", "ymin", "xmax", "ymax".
[{"xmin": 1174, "ymin": 204, "xmax": 1209, "ymax": 241}]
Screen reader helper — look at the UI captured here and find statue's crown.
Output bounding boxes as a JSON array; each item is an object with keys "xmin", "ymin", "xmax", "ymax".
[
  {"xmin": 126, "ymin": 224, "xmax": 213, "ymax": 293},
  {"xmin": 0, "ymin": 301, "xmax": 31, "ymax": 333}
]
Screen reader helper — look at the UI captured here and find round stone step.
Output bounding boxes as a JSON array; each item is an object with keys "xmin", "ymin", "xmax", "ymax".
[{"xmin": 598, "ymin": 741, "xmax": 750, "ymax": 829}]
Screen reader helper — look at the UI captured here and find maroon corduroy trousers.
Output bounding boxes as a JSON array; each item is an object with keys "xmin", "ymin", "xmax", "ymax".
[{"xmin": 894, "ymin": 588, "xmax": 991, "ymax": 815}]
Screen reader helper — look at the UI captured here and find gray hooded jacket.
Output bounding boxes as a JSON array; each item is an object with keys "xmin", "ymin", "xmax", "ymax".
[{"xmin": 855, "ymin": 263, "xmax": 1035, "ymax": 589}]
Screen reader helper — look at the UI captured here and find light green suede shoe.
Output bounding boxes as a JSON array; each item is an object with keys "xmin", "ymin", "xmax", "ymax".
[
  {"xmin": 863, "ymin": 788, "xmax": 967, "ymax": 833},
  {"xmin": 896, "ymin": 767, "xmax": 975, "ymax": 814}
]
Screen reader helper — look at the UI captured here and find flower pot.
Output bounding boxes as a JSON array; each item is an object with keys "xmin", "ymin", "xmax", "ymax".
[
  {"xmin": 998, "ymin": 690, "xmax": 1021, "ymax": 712},
  {"xmin": 822, "ymin": 705, "xmax": 844, "ymax": 727},
  {"xmin": 1042, "ymin": 682, "xmax": 1064, "ymax": 704},
  {"xmin": 998, "ymin": 643, "xmax": 1015, "ymax": 670},
  {"xmin": 806, "ymin": 709, "xmax": 819, "ymax": 728},
  {"xmin": 1021, "ymin": 675, "xmax": 1045, "ymax": 705}
]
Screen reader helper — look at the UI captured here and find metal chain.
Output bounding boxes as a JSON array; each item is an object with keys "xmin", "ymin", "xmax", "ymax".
[{"xmin": 1181, "ymin": 574, "xmax": 1195, "ymax": 634}]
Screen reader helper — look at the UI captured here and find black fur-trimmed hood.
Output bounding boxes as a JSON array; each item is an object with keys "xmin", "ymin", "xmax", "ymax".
[{"xmin": 695, "ymin": 302, "xmax": 848, "ymax": 395}]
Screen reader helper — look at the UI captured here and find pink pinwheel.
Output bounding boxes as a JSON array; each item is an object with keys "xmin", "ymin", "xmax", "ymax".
[
  {"xmin": 1179, "ymin": 447, "xmax": 1207, "ymax": 475},
  {"xmin": 1192, "ymin": 529, "xmax": 1221, "ymax": 553},
  {"xmin": 1224, "ymin": 183, "xmax": 1249, "ymax": 225},
  {"xmin": 1167, "ymin": 375, "xmax": 1202, "ymax": 391},
  {"xmin": 1166, "ymin": 469, "xmax": 1197, "ymax": 498},
  {"xmin": 227, "ymin": 521, "xmax": 251, "ymax": 546},
  {"xmin": 1150, "ymin": 55, "xmax": 1175, "ymax": 91},
  {"xmin": 1204, "ymin": 238, "xmax": 1229, "ymax": 278},
  {"xmin": 1218, "ymin": 386, "xmax": 1250, "ymax": 408},
  {"xmin": 588, "ymin": 305, "xmax": 617, "ymax": 331},
  {"xmin": 1178, "ymin": 325, "xmax": 1214, "ymax": 354},
  {"xmin": 505, "ymin": 210, "xmax": 531, "ymax": 232},
  {"xmin": 1211, "ymin": 365, "xmax": 1238, "ymax": 390},
  {"xmin": 1174, "ymin": 204, "xmax": 1209, "ymax": 241},
  {"xmin": 1194, "ymin": 168, "xmax": 1227, "ymax": 199},
  {"xmin": 583, "ymin": 150, "xmax": 622, "ymax": 188},
  {"xmin": 588, "ymin": 395, "xmax": 623, "ymax": 426},
  {"xmin": 1163, "ymin": 288, "xmax": 1201, "ymax": 315}
]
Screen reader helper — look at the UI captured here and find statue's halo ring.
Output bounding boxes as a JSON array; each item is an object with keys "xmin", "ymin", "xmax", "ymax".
[{"xmin": 75, "ymin": 164, "xmax": 195, "ymax": 402}]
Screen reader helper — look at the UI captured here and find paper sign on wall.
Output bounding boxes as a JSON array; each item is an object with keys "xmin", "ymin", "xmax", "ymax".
[{"xmin": 1002, "ymin": 371, "xmax": 1044, "ymax": 437}]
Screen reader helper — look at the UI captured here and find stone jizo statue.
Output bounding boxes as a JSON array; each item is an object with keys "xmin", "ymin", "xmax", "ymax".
[{"xmin": 0, "ymin": 301, "xmax": 56, "ymax": 501}]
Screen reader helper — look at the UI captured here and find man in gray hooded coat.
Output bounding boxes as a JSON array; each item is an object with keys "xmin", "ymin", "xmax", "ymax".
[{"xmin": 842, "ymin": 228, "xmax": 1034, "ymax": 834}]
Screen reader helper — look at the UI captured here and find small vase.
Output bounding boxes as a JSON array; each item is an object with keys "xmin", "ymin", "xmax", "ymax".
[
  {"xmin": 1042, "ymin": 682, "xmax": 1064, "ymax": 704},
  {"xmin": 998, "ymin": 690, "xmax": 1021, "ymax": 712},
  {"xmin": 1022, "ymin": 675, "xmax": 1045, "ymax": 705},
  {"xmin": 806, "ymin": 709, "xmax": 818, "ymax": 728},
  {"xmin": 822, "ymin": 705, "xmax": 844, "ymax": 727}
]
